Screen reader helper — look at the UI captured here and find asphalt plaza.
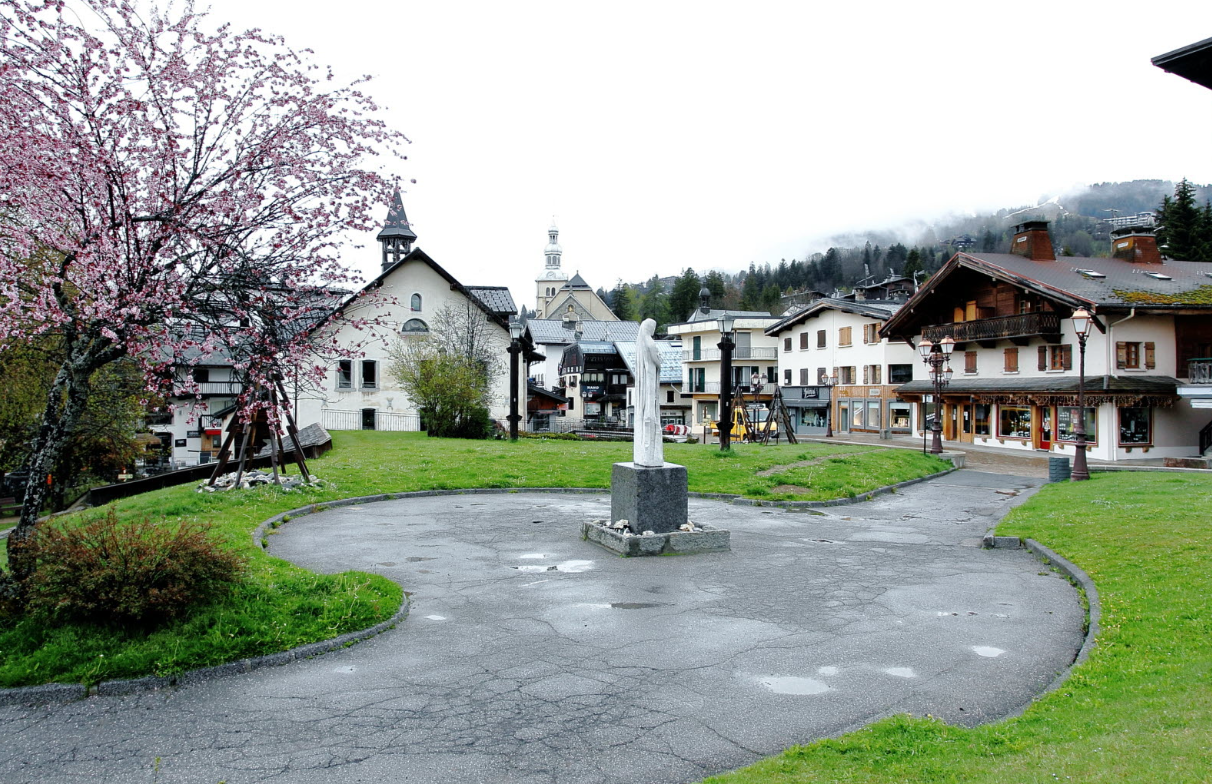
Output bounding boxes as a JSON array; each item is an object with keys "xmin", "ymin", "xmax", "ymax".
[{"xmin": 0, "ymin": 471, "xmax": 1085, "ymax": 784}]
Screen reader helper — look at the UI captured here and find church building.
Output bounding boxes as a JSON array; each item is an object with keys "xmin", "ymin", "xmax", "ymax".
[{"xmin": 533, "ymin": 220, "xmax": 616, "ymax": 322}]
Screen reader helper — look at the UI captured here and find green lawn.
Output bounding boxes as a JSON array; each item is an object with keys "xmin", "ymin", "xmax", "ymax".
[
  {"xmin": 704, "ymin": 472, "xmax": 1212, "ymax": 784},
  {"xmin": 0, "ymin": 431, "xmax": 949, "ymax": 688}
]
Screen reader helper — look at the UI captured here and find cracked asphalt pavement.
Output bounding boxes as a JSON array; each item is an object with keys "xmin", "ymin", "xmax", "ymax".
[{"xmin": 0, "ymin": 471, "xmax": 1085, "ymax": 784}]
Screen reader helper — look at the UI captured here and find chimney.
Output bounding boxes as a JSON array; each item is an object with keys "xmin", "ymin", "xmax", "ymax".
[
  {"xmin": 1010, "ymin": 220, "xmax": 1056, "ymax": 261},
  {"xmin": 1111, "ymin": 226, "xmax": 1163, "ymax": 264}
]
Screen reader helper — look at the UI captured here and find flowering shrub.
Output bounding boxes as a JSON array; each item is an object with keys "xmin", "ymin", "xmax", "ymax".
[{"xmin": 20, "ymin": 510, "xmax": 244, "ymax": 626}]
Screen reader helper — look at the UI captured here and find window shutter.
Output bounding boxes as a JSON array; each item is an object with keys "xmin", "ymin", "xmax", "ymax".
[
  {"xmin": 1145, "ymin": 342, "xmax": 1155, "ymax": 369},
  {"xmin": 784, "ymin": 337, "xmax": 792, "ymax": 352},
  {"xmin": 1063, "ymin": 345, "xmax": 1073, "ymax": 370},
  {"xmin": 1116, "ymin": 342, "xmax": 1127, "ymax": 369},
  {"xmin": 1038, "ymin": 346, "xmax": 1047, "ymax": 371},
  {"xmin": 799, "ymin": 332, "xmax": 808, "ymax": 350},
  {"xmin": 1004, "ymin": 348, "xmax": 1018, "ymax": 372},
  {"xmin": 863, "ymin": 365, "xmax": 869, "ymax": 385},
  {"xmin": 799, "ymin": 368, "xmax": 810, "ymax": 385},
  {"xmin": 873, "ymin": 365, "xmax": 881, "ymax": 384},
  {"xmin": 965, "ymin": 351, "xmax": 977, "ymax": 374}
]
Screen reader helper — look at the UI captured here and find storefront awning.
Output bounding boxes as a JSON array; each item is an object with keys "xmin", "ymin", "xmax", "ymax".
[{"xmin": 895, "ymin": 375, "xmax": 1178, "ymax": 407}]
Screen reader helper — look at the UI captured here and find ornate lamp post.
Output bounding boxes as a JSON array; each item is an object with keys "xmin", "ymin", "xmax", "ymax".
[
  {"xmin": 822, "ymin": 371, "xmax": 837, "ymax": 437},
  {"xmin": 918, "ymin": 335, "xmax": 955, "ymax": 454},
  {"xmin": 508, "ymin": 319, "xmax": 525, "ymax": 441},
  {"xmin": 717, "ymin": 314, "xmax": 736, "ymax": 451},
  {"xmin": 1070, "ymin": 307, "xmax": 1093, "ymax": 481}
]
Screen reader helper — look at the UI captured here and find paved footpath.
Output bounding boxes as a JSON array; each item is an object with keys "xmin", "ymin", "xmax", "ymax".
[{"xmin": 0, "ymin": 471, "xmax": 1084, "ymax": 784}]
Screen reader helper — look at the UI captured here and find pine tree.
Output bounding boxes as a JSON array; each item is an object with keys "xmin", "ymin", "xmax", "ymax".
[
  {"xmin": 610, "ymin": 284, "xmax": 636, "ymax": 321},
  {"xmin": 903, "ymin": 249, "xmax": 923, "ymax": 281},
  {"xmin": 668, "ymin": 268, "xmax": 702, "ymax": 323},
  {"xmin": 1156, "ymin": 178, "xmax": 1206, "ymax": 260},
  {"xmin": 703, "ymin": 271, "xmax": 727, "ymax": 307}
]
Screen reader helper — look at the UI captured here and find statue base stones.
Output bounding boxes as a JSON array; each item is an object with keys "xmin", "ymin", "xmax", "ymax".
[{"xmin": 584, "ymin": 462, "xmax": 730, "ymax": 557}]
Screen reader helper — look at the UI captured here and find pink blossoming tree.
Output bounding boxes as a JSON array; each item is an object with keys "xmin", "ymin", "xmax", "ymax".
[{"xmin": 0, "ymin": 0, "xmax": 405, "ymax": 579}]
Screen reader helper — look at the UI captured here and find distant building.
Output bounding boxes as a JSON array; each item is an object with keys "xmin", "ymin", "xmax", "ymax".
[{"xmin": 533, "ymin": 220, "xmax": 615, "ymax": 321}]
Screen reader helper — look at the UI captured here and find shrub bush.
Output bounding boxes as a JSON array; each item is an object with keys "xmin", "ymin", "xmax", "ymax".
[{"xmin": 20, "ymin": 509, "xmax": 245, "ymax": 626}]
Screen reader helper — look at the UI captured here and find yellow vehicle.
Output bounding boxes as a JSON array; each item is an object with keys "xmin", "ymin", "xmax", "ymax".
[{"xmin": 709, "ymin": 406, "xmax": 778, "ymax": 442}]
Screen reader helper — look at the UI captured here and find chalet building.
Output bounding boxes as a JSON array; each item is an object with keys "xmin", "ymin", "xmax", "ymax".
[
  {"xmin": 554, "ymin": 337, "xmax": 685, "ymax": 430},
  {"xmin": 616, "ymin": 339, "xmax": 688, "ymax": 427},
  {"xmin": 666, "ymin": 291, "xmax": 781, "ymax": 430},
  {"xmin": 880, "ymin": 220, "xmax": 1212, "ymax": 461},
  {"xmin": 295, "ymin": 192, "xmax": 539, "ymax": 433},
  {"xmin": 844, "ymin": 274, "xmax": 914, "ymax": 302},
  {"xmin": 766, "ymin": 298, "xmax": 917, "ymax": 437},
  {"xmin": 533, "ymin": 221, "xmax": 616, "ymax": 321},
  {"xmin": 524, "ymin": 318, "xmax": 640, "ymax": 393}
]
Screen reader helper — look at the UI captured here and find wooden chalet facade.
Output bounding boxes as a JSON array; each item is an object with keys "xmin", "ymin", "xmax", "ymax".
[{"xmin": 881, "ymin": 221, "xmax": 1212, "ymax": 462}]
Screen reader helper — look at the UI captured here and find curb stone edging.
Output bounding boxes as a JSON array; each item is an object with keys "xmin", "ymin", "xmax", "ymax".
[{"xmin": 0, "ymin": 466, "xmax": 959, "ymax": 706}]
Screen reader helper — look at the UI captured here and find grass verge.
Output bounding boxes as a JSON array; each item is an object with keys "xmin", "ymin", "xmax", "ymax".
[
  {"xmin": 702, "ymin": 471, "xmax": 1212, "ymax": 784},
  {"xmin": 0, "ymin": 431, "xmax": 948, "ymax": 688}
]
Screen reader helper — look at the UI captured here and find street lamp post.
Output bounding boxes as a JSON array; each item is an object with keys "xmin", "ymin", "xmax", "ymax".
[
  {"xmin": 1070, "ymin": 307, "xmax": 1093, "ymax": 481},
  {"xmin": 717, "ymin": 314, "xmax": 736, "ymax": 451},
  {"xmin": 918, "ymin": 335, "xmax": 956, "ymax": 454},
  {"xmin": 822, "ymin": 371, "xmax": 838, "ymax": 437},
  {"xmin": 508, "ymin": 320, "xmax": 525, "ymax": 441}
]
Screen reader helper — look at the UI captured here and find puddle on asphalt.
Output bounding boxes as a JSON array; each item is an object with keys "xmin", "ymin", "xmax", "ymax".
[
  {"xmin": 376, "ymin": 562, "xmax": 397, "ymax": 567},
  {"xmin": 518, "ymin": 553, "xmax": 548, "ymax": 560},
  {"xmin": 512, "ymin": 560, "xmax": 595, "ymax": 573},
  {"xmin": 760, "ymin": 676, "xmax": 830, "ymax": 695},
  {"xmin": 609, "ymin": 602, "xmax": 670, "ymax": 610},
  {"xmin": 973, "ymin": 646, "xmax": 1005, "ymax": 658},
  {"xmin": 425, "ymin": 615, "xmax": 446, "ymax": 621},
  {"xmin": 406, "ymin": 557, "xmax": 436, "ymax": 562},
  {"xmin": 333, "ymin": 666, "xmax": 356, "ymax": 674},
  {"xmin": 817, "ymin": 666, "xmax": 839, "ymax": 676},
  {"xmin": 884, "ymin": 667, "xmax": 916, "ymax": 678}
]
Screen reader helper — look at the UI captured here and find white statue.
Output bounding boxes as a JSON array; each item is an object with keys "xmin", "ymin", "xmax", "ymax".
[{"xmin": 634, "ymin": 318, "xmax": 663, "ymax": 467}]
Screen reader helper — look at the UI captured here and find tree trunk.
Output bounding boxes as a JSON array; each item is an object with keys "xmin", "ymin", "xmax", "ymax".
[{"xmin": 7, "ymin": 348, "xmax": 105, "ymax": 582}]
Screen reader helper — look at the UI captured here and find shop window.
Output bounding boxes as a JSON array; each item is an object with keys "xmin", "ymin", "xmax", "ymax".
[
  {"xmin": 1119, "ymin": 407, "xmax": 1151, "ymax": 445},
  {"xmin": 799, "ymin": 408, "xmax": 826, "ymax": 428},
  {"xmin": 1003, "ymin": 347, "xmax": 1019, "ymax": 373},
  {"xmin": 889, "ymin": 364, "xmax": 913, "ymax": 383},
  {"xmin": 866, "ymin": 400, "xmax": 881, "ymax": 429},
  {"xmin": 998, "ymin": 406, "xmax": 1032, "ymax": 438},
  {"xmin": 974, "ymin": 404, "xmax": 991, "ymax": 436},
  {"xmin": 1056, "ymin": 407, "xmax": 1098, "ymax": 443},
  {"xmin": 965, "ymin": 351, "xmax": 977, "ymax": 374},
  {"xmin": 337, "ymin": 360, "xmax": 352, "ymax": 389},
  {"xmin": 361, "ymin": 360, "xmax": 378, "ymax": 389},
  {"xmin": 851, "ymin": 402, "xmax": 865, "ymax": 429},
  {"xmin": 889, "ymin": 402, "xmax": 911, "ymax": 430}
]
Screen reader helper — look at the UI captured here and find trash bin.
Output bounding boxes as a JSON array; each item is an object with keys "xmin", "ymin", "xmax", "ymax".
[{"xmin": 1048, "ymin": 456, "xmax": 1071, "ymax": 483}]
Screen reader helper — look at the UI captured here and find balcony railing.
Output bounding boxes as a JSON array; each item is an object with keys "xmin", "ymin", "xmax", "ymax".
[
  {"xmin": 922, "ymin": 312, "xmax": 1061, "ymax": 344},
  {"xmin": 684, "ymin": 382, "xmax": 769, "ymax": 395},
  {"xmin": 174, "ymin": 381, "xmax": 243, "ymax": 397},
  {"xmin": 683, "ymin": 346, "xmax": 778, "ymax": 362},
  {"xmin": 1189, "ymin": 359, "xmax": 1212, "ymax": 384}
]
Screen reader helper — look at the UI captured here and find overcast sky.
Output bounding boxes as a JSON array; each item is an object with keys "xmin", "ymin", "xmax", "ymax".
[{"xmin": 203, "ymin": 0, "xmax": 1212, "ymax": 309}]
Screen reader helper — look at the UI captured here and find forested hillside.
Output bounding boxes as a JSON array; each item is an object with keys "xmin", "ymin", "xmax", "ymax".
[{"xmin": 599, "ymin": 179, "xmax": 1212, "ymax": 324}]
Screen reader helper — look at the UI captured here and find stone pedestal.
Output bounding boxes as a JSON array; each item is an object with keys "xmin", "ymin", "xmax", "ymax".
[{"xmin": 610, "ymin": 462, "xmax": 687, "ymax": 534}]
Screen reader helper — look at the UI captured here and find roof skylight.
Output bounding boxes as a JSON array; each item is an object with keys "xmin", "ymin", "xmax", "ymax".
[{"xmin": 1074, "ymin": 268, "xmax": 1106, "ymax": 279}]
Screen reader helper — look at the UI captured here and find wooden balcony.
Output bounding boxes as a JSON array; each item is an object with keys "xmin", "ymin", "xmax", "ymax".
[{"xmin": 923, "ymin": 312, "xmax": 1062, "ymax": 347}]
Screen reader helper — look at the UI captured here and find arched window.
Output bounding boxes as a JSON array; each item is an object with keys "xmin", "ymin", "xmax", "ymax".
[
  {"xmin": 410, "ymin": 293, "xmax": 422, "ymax": 312},
  {"xmin": 402, "ymin": 318, "xmax": 429, "ymax": 334}
]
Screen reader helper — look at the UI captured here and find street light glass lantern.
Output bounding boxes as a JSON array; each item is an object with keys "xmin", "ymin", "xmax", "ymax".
[
  {"xmin": 719, "ymin": 314, "xmax": 735, "ymax": 335},
  {"xmin": 509, "ymin": 320, "xmax": 525, "ymax": 340},
  {"xmin": 939, "ymin": 336, "xmax": 956, "ymax": 356},
  {"xmin": 943, "ymin": 366, "xmax": 954, "ymax": 383},
  {"xmin": 917, "ymin": 338, "xmax": 934, "ymax": 359},
  {"xmin": 1071, "ymin": 307, "xmax": 1093, "ymax": 338}
]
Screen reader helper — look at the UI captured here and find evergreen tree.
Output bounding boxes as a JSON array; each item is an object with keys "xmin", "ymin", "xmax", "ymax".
[
  {"xmin": 703, "ymin": 270, "xmax": 727, "ymax": 308},
  {"xmin": 668, "ymin": 268, "xmax": 702, "ymax": 323},
  {"xmin": 980, "ymin": 228, "xmax": 997, "ymax": 252},
  {"xmin": 740, "ymin": 269, "xmax": 763, "ymax": 310},
  {"xmin": 1156, "ymin": 178, "xmax": 1208, "ymax": 260},
  {"xmin": 902, "ymin": 248, "xmax": 923, "ymax": 281},
  {"xmin": 610, "ymin": 283, "xmax": 636, "ymax": 321},
  {"xmin": 638, "ymin": 276, "xmax": 671, "ymax": 327}
]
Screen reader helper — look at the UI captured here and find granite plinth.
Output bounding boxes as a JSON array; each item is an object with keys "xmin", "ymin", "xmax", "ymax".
[
  {"xmin": 581, "ymin": 521, "xmax": 731, "ymax": 557},
  {"xmin": 610, "ymin": 461, "xmax": 688, "ymax": 535}
]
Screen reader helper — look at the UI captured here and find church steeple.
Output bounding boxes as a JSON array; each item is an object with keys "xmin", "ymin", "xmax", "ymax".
[
  {"xmin": 376, "ymin": 190, "xmax": 418, "ymax": 271},
  {"xmin": 545, "ymin": 218, "xmax": 563, "ymax": 271}
]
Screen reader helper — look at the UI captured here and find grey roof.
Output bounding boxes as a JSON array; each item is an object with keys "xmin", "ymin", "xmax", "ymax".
[
  {"xmin": 525, "ymin": 319, "xmax": 641, "ymax": 345},
  {"xmin": 376, "ymin": 191, "xmax": 417, "ymax": 241},
  {"xmin": 766, "ymin": 297, "xmax": 905, "ymax": 336},
  {"xmin": 953, "ymin": 252, "xmax": 1212, "ymax": 308},
  {"xmin": 465, "ymin": 286, "xmax": 517, "ymax": 316},
  {"xmin": 576, "ymin": 340, "xmax": 620, "ymax": 355},
  {"xmin": 614, "ymin": 340, "xmax": 683, "ymax": 384},
  {"xmin": 564, "ymin": 272, "xmax": 592, "ymax": 289},
  {"xmin": 677, "ymin": 308, "xmax": 777, "ymax": 325}
]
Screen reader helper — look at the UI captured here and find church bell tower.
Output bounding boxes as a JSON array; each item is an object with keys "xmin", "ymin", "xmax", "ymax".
[{"xmin": 377, "ymin": 190, "xmax": 418, "ymax": 271}]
